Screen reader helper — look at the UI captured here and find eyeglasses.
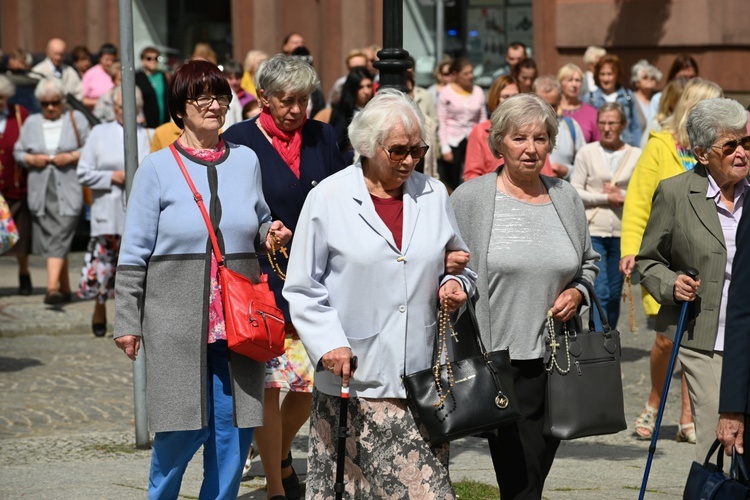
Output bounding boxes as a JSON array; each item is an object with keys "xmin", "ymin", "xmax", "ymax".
[
  {"xmin": 597, "ymin": 121, "xmax": 622, "ymax": 127},
  {"xmin": 380, "ymin": 143, "xmax": 429, "ymax": 162},
  {"xmin": 143, "ymin": 56, "xmax": 159, "ymax": 62},
  {"xmin": 712, "ymin": 136, "xmax": 750, "ymax": 156},
  {"xmin": 440, "ymin": 72, "xmax": 451, "ymax": 77},
  {"xmin": 188, "ymin": 95, "xmax": 232, "ymax": 109},
  {"xmin": 40, "ymin": 100, "xmax": 62, "ymax": 107}
]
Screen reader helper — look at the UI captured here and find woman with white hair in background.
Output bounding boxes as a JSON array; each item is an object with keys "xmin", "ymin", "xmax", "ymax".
[
  {"xmin": 76, "ymin": 86, "xmax": 151, "ymax": 337},
  {"xmin": 580, "ymin": 45, "xmax": 606, "ymax": 97},
  {"xmin": 631, "ymin": 60, "xmax": 663, "ymax": 137},
  {"xmin": 14, "ymin": 77, "xmax": 90, "ymax": 305},
  {"xmin": 284, "ymin": 89, "xmax": 475, "ymax": 498}
]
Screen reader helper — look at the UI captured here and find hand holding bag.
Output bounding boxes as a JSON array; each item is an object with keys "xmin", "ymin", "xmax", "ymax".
[
  {"xmin": 403, "ymin": 298, "xmax": 520, "ymax": 445},
  {"xmin": 170, "ymin": 144, "xmax": 285, "ymax": 362},
  {"xmin": 684, "ymin": 439, "xmax": 750, "ymax": 499},
  {"xmin": 543, "ymin": 282, "xmax": 627, "ymax": 440}
]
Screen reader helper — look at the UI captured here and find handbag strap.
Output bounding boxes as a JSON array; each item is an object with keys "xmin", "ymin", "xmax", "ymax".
[
  {"xmin": 69, "ymin": 109, "xmax": 81, "ymax": 148},
  {"xmin": 169, "ymin": 143, "xmax": 225, "ymax": 266},
  {"xmin": 577, "ymin": 279, "xmax": 613, "ymax": 333}
]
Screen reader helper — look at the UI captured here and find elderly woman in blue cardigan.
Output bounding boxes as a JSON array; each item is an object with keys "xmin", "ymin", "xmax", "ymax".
[
  {"xmin": 113, "ymin": 60, "xmax": 290, "ymax": 499},
  {"xmin": 451, "ymin": 93, "xmax": 599, "ymax": 499}
]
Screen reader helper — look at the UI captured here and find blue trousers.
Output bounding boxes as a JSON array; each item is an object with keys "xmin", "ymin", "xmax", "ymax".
[
  {"xmin": 591, "ymin": 236, "xmax": 623, "ymax": 330},
  {"xmin": 148, "ymin": 341, "xmax": 254, "ymax": 500}
]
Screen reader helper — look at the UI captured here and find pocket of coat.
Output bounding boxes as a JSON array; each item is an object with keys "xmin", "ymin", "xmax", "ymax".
[{"xmin": 348, "ymin": 331, "xmax": 383, "ymax": 388}]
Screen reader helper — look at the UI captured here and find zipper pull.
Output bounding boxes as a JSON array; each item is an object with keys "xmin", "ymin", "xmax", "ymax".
[{"xmin": 575, "ymin": 360, "xmax": 582, "ymax": 376}]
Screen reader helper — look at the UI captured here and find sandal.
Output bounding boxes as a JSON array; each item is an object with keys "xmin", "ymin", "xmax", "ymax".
[
  {"xmin": 242, "ymin": 445, "xmax": 258, "ymax": 479},
  {"xmin": 677, "ymin": 422, "xmax": 697, "ymax": 444},
  {"xmin": 634, "ymin": 404, "xmax": 658, "ymax": 440},
  {"xmin": 281, "ymin": 451, "xmax": 301, "ymax": 500}
]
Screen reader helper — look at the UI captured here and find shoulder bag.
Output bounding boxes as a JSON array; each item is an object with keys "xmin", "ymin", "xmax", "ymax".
[
  {"xmin": 543, "ymin": 281, "xmax": 627, "ymax": 439},
  {"xmin": 0, "ymin": 193, "xmax": 19, "ymax": 253},
  {"xmin": 170, "ymin": 144, "xmax": 285, "ymax": 362},
  {"xmin": 684, "ymin": 439, "xmax": 750, "ymax": 499},
  {"xmin": 403, "ymin": 298, "xmax": 520, "ymax": 445}
]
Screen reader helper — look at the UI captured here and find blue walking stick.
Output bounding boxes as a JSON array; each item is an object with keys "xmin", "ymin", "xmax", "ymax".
[{"xmin": 638, "ymin": 268, "xmax": 699, "ymax": 499}]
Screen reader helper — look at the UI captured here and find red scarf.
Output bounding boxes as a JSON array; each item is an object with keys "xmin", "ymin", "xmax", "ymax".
[{"xmin": 259, "ymin": 107, "xmax": 305, "ymax": 178}]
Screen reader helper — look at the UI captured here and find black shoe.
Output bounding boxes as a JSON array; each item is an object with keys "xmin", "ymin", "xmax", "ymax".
[
  {"xmin": 92, "ymin": 322, "xmax": 107, "ymax": 337},
  {"xmin": 281, "ymin": 451, "xmax": 301, "ymax": 500},
  {"xmin": 18, "ymin": 274, "xmax": 32, "ymax": 296},
  {"xmin": 43, "ymin": 291, "xmax": 65, "ymax": 305}
]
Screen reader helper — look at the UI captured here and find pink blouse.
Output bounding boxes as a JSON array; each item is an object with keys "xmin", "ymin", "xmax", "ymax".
[{"xmin": 437, "ymin": 84, "xmax": 487, "ymax": 155}]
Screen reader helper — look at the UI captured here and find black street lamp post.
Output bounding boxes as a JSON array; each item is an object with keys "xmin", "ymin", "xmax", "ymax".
[{"xmin": 374, "ymin": 0, "xmax": 410, "ymax": 92}]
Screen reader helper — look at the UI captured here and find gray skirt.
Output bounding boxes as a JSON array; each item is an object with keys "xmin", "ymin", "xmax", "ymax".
[
  {"xmin": 305, "ymin": 388, "xmax": 455, "ymax": 499},
  {"xmin": 32, "ymin": 179, "xmax": 78, "ymax": 258}
]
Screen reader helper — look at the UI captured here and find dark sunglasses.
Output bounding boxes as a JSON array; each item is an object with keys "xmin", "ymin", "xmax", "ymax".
[
  {"xmin": 713, "ymin": 136, "xmax": 750, "ymax": 156},
  {"xmin": 40, "ymin": 100, "xmax": 62, "ymax": 107},
  {"xmin": 143, "ymin": 56, "xmax": 159, "ymax": 62},
  {"xmin": 381, "ymin": 144, "xmax": 429, "ymax": 162}
]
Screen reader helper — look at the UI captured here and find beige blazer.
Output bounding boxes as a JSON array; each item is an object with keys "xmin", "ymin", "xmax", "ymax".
[{"xmin": 571, "ymin": 142, "xmax": 640, "ymax": 238}]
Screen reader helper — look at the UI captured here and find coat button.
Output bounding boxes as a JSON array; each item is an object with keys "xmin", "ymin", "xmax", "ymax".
[{"xmin": 398, "ymin": 305, "xmax": 406, "ymax": 313}]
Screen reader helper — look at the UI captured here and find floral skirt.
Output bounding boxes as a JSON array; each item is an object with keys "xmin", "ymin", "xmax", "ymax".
[
  {"xmin": 306, "ymin": 389, "xmax": 455, "ymax": 500},
  {"xmin": 78, "ymin": 235, "xmax": 120, "ymax": 304}
]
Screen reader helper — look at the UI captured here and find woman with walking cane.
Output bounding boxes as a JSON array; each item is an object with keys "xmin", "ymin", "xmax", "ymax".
[
  {"xmin": 283, "ymin": 89, "xmax": 476, "ymax": 498},
  {"xmin": 637, "ymin": 97, "xmax": 750, "ymax": 463}
]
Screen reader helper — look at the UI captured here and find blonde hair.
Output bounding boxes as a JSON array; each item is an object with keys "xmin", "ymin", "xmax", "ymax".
[
  {"xmin": 243, "ymin": 49, "xmax": 268, "ymax": 74},
  {"xmin": 662, "ymin": 78, "xmax": 723, "ymax": 148},
  {"xmin": 556, "ymin": 63, "xmax": 584, "ymax": 84}
]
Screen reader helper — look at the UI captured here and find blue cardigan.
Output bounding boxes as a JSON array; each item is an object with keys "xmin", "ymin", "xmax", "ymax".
[
  {"xmin": 222, "ymin": 117, "xmax": 347, "ymax": 321},
  {"xmin": 586, "ymin": 87, "xmax": 642, "ymax": 148}
]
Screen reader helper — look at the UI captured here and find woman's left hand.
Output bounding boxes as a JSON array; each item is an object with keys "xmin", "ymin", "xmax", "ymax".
[
  {"xmin": 438, "ymin": 279, "xmax": 467, "ymax": 313},
  {"xmin": 265, "ymin": 220, "xmax": 292, "ymax": 250},
  {"xmin": 51, "ymin": 152, "xmax": 75, "ymax": 167},
  {"xmin": 549, "ymin": 288, "xmax": 584, "ymax": 322}
]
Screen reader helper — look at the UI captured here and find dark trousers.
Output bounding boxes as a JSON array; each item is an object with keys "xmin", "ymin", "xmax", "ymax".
[
  {"xmin": 438, "ymin": 138, "xmax": 467, "ymax": 191},
  {"xmin": 487, "ymin": 359, "xmax": 560, "ymax": 500}
]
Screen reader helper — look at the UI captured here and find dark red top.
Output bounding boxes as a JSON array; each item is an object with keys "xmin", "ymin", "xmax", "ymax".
[
  {"xmin": 0, "ymin": 104, "xmax": 29, "ymax": 200},
  {"xmin": 371, "ymin": 194, "xmax": 404, "ymax": 251}
]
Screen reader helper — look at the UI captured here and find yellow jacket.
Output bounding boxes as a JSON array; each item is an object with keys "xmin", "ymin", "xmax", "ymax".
[
  {"xmin": 621, "ymin": 130, "xmax": 688, "ymax": 316},
  {"xmin": 241, "ymin": 72, "xmax": 258, "ymax": 98}
]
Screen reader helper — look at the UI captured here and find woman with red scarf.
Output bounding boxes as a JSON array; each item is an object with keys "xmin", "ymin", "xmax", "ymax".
[{"xmin": 222, "ymin": 54, "xmax": 346, "ymax": 500}]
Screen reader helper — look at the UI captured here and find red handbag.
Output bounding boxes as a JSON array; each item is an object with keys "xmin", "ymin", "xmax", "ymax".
[{"xmin": 170, "ymin": 144, "xmax": 286, "ymax": 362}]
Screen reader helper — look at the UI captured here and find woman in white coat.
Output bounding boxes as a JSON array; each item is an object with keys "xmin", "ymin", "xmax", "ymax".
[
  {"xmin": 283, "ymin": 89, "xmax": 476, "ymax": 498},
  {"xmin": 76, "ymin": 86, "xmax": 151, "ymax": 336}
]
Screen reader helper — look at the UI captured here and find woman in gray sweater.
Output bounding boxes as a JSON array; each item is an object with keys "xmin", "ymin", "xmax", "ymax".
[{"xmin": 451, "ymin": 93, "xmax": 599, "ymax": 499}]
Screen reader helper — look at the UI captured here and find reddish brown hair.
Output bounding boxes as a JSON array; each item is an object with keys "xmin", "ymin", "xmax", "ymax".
[{"xmin": 169, "ymin": 60, "xmax": 231, "ymax": 128}]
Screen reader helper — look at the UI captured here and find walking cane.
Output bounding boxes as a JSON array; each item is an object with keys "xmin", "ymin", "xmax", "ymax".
[
  {"xmin": 334, "ymin": 356, "xmax": 358, "ymax": 500},
  {"xmin": 638, "ymin": 268, "xmax": 699, "ymax": 499}
]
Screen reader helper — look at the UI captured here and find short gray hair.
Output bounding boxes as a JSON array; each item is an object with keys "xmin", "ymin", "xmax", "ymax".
[
  {"xmin": 348, "ymin": 88, "xmax": 425, "ymax": 159},
  {"xmin": 583, "ymin": 46, "xmax": 606, "ymax": 65},
  {"xmin": 113, "ymin": 85, "xmax": 144, "ymax": 114},
  {"xmin": 687, "ymin": 98, "xmax": 748, "ymax": 151},
  {"xmin": 598, "ymin": 102, "xmax": 627, "ymax": 124},
  {"xmin": 630, "ymin": 59, "xmax": 663, "ymax": 86},
  {"xmin": 34, "ymin": 77, "xmax": 65, "ymax": 101},
  {"xmin": 0, "ymin": 75, "xmax": 16, "ymax": 97},
  {"xmin": 532, "ymin": 75, "xmax": 561, "ymax": 95},
  {"xmin": 488, "ymin": 93, "xmax": 558, "ymax": 157},
  {"xmin": 255, "ymin": 54, "xmax": 319, "ymax": 99}
]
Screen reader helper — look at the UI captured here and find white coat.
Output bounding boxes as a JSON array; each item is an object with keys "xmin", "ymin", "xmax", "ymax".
[{"xmin": 283, "ymin": 163, "xmax": 476, "ymax": 398}]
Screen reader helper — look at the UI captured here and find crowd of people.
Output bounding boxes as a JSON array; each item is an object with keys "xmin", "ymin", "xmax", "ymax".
[{"xmin": 2, "ymin": 32, "xmax": 750, "ymax": 500}]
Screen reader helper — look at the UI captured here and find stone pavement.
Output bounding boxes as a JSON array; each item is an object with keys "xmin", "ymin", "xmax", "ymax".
[{"xmin": 0, "ymin": 253, "xmax": 698, "ymax": 498}]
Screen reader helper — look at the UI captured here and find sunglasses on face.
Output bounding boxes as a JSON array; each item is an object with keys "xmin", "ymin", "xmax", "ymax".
[
  {"xmin": 143, "ymin": 56, "xmax": 159, "ymax": 62},
  {"xmin": 713, "ymin": 136, "xmax": 750, "ymax": 156},
  {"xmin": 188, "ymin": 95, "xmax": 231, "ymax": 109},
  {"xmin": 40, "ymin": 100, "xmax": 62, "ymax": 107},
  {"xmin": 381, "ymin": 144, "xmax": 429, "ymax": 162}
]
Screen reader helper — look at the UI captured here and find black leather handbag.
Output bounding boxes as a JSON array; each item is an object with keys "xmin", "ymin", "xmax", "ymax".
[
  {"xmin": 684, "ymin": 439, "xmax": 750, "ymax": 499},
  {"xmin": 403, "ymin": 299, "xmax": 520, "ymax": 446},
  {"xmin": 543, "ymin": 282, "xmax": 627, "ymax": 440}
]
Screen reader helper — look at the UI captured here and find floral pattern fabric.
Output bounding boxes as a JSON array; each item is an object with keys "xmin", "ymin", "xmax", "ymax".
[
  {"xmin": 78, "ymin": 235, "xmax": 120, "ymax": 304},
  {"xmin": 306, "ymin": 389, "xmax": 455, "ymax": 500},
  {"xmin": 265, "ymin": 336, "xmax": 314, "ymax": 392}
]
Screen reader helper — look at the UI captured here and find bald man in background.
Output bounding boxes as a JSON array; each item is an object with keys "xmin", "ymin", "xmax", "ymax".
[{"xmin": 30, "ymin": 38, "xmax": 83, "ymax": 100}]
